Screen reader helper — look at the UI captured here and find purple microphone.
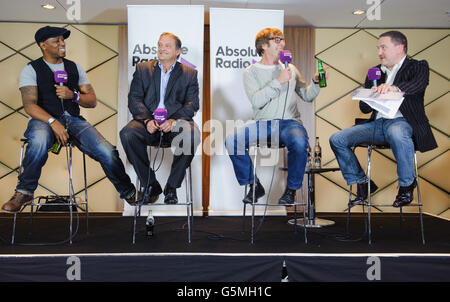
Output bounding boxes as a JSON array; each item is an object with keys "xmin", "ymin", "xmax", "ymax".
[
  {"xmin": 153, "ymin": 108, "xmax": 167, "ymax": 125},
  {"xmin": 54, "ymin": 70, "xmax": 68, "ymax": 85},
  {"xmin": 368, "ymin": 67, "xmax": 381, "ymax": 87},
  {"xmin": 54, "ymin": 70, "xmax": 68, "ymax": 102},
  {"xmin": 280, "ymin": 50, "xmax": 292, "ymax": 68}
]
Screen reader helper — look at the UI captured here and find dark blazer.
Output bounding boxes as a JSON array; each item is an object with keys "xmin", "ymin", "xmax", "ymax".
[
  {"xmin": 128, "ymin": 60, "xmax": 199, "ymax": 122},
  {"xmin": 359, "ymin": 57, "xmax": 437, "ymax": 152}
]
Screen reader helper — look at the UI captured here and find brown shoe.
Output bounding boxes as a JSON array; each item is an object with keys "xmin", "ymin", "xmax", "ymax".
[{"xmin": 2, "ymin": 192, "xmax": 33, "ymax": 213}]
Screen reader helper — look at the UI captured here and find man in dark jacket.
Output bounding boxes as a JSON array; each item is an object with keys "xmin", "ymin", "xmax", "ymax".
[
  {"xmin": 2, "ymin": 26, "xmax": 135, "ymax": 213},
  {"xmin": 329, "ymin": 31, "xmax": 437, "ymax": 208},
  {"xmin": 120, "ymin": 32, "xmax": 200, "ymax": 205}
]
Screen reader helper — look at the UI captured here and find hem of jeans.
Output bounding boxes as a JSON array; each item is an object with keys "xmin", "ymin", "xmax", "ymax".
[
  {"xmin": 15, "ymin": 189, "xmax": 34, "ymax": 196},
  {"xmin": 346, "ymin": 176, "xmax": 368, "ymax": 186},
  {"xmin": 286, "ymin": 184, "xmax": 303, "ymax": 191},
  {"xmin": 237, "ymin": 179, "xmax": 253, "ymax": 186},
  {"xmin": 398, "ymin": 177, "xmax": 416, "ymax": 188}
]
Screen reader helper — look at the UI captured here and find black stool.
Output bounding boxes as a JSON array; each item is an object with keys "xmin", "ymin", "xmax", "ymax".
[{"xmin": 346, "ymin": 142, "xmax": 425, "ymax": 245}]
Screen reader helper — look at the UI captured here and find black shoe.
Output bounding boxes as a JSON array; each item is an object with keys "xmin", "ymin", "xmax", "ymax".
[
  {"xmin": 124, "ymin": 188, "xmax": 137, "ymax": 206},
  {"xmin": 242, "ymin": 180, "xmax": 265, "ymax": 204},
  {"xmin": 278, "ymin": 188, "xmax": 296, "ymax": 205},
  {"xmin": 349, "ymin": 180, "xmax": 378, "ymax": 207},
  {"xmin": 164, "ymin": 185, "xmax": 178, "ymax": 205},
  {"xmin": 141, "ymin": 181, "xmax": 162, "ymax": 205},
  {"xmin": 393, "ymin": 178, "xmax": 416, "ymax": 208}
]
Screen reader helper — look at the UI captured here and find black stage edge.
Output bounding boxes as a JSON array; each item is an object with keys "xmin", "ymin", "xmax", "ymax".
[{"xmin": 0, "ymin": 213, "xmax": 449, "ymax": 282}]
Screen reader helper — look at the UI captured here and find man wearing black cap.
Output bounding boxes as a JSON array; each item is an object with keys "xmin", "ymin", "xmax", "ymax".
[{"xmin": 1, "ymin": 26, "xmax": 136, "ymax": 213}]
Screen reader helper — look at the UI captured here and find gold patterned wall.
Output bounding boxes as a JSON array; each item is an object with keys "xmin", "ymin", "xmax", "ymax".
[
  {"xmin": 0, "ymin": 22, "xmax": 121, "ymax": 212},
  {"xmin": 1, "ymin": 24, "xmax": 448, "ymax": 217},
  {"xmin": 314, "ymin": 28, "xmax": 450, "ymax": 219}
]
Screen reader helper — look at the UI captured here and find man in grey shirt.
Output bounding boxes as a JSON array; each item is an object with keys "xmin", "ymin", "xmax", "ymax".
[
  {"xmin": 2, "ymin": 26, "xmax": 135, "ymax": 213},
  {"xmin": 225, "ymin": 27, "xmax": 323, "ymax": 205}
]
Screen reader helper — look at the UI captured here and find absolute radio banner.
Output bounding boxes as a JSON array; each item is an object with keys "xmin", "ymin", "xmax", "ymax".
[
  {"xmin": 209, "ymin": 8, "xmax": 284, "ymax": 215},
  {"xmin": 121, "ymin": 5, "xmax": 204, "ymax": 216}
]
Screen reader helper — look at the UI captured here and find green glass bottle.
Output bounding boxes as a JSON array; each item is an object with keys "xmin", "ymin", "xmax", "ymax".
[
  {"xmin": 318, "ymin": 60, "xmax": 327, "ymax": 88},
  {"xmin": 50, "ymin": 128, "xmax": 68, "ymax": 155}
]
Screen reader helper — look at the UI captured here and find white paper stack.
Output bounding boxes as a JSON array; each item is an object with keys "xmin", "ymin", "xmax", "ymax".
[{"xmin": 352, "ymin": 88, "xmax": 404, "ymax": 119}]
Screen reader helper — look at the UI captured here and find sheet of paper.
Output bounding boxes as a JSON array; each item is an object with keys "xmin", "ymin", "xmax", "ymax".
[{"xmin": 352, "ymin": 88, "xmax": 404, "ymax": 119}]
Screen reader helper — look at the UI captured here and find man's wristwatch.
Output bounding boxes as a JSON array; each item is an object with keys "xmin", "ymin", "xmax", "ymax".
[
  {"xmin": 48, "ymin": 117, "xmax": 56, "ymax": 125},
  {"xmin": 171, "ymin": 119, "xmax": 177, "ymax": 128}
]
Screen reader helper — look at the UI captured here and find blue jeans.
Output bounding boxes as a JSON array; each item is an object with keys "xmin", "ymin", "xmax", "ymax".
[
  {"xmin": 225, "ymin": 119, "xmax": 308, "ymax": 190},
  {"xmin": 329, "ymin": 117, "xmax": 415, "ymax": 187},
  {"xmin": 16, "ymin": 113, "xmax": 134, "ymax": 198}
]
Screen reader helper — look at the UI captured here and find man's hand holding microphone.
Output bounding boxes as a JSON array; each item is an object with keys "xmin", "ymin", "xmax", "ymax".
[{"xmin": 144, "ymin": 108, "xmax": 176, "ymax": 134}]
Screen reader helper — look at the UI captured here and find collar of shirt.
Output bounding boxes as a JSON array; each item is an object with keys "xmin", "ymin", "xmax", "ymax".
[
  {"xmin": 158, "ymin": 61, "xmax": 176, "ymax": 75},
  {"xmin": 380, "ymin": 55, "xmax": 406, "ymax": 78}
]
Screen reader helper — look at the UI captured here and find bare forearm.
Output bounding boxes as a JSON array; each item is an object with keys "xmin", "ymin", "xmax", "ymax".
[
  {"xmin": 77, "ymin": 93, "xmax": 96, "ymax": 108},
  {"xmin": 77, "ymin": 84, "xmax": 97, "ymax": 108},
  {"xmin": 23, "ymin": 103, "xmax": 54, "ymax": 122}
]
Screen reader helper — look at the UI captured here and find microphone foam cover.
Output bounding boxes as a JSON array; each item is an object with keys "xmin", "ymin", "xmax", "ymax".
[
  {"xmin": 368, "ymin": 67, "xmax": 381, "ymax": 81},
  {"xmin": 54, "ymin": 70, "xmax": 68, "ymax": 83},
  {"xmin": 153, "ymin": 108, "xmax": 167, "ymax": 124},
  {"xmin": 280, "ymin": 50, "xmax": 292, "ymax": 64}
]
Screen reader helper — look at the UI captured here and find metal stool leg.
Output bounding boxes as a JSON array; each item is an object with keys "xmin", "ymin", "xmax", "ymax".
[
  {"xmin": 251, "ymin": 146, "xmax": 258, "ymax": 244},
  {"xmin": 242, "ymin": 186, "xmax": 247, "ymax": 232},
  {"xmin": 11, "ymin": 141, "xmax": 27, "ymax": 244},
  {"xmin": 131, "ymin": 167, "xmax": 142, "ymax": 244},
  {"xmin": 29, "ymin": 203, "xmax": 34, "ymax": 236},
  {"xmin": 188, "ymin": 165, "xmax": 194, "ymax": 233},
  {"xmin": 185, "ymin": 166, "xmax": 192, "ymax": 244},
  {"xmin": 132, "ymin": 204, "xmax": 141, "ymax": 245},
  {"xmin": 367, "ymin": 146, "xmax": 373, "ymax": 245},
  {"xmin": 346, "ymin": 184, "xmax": 353, "ymax": 236},
  {"xmin": 293, "ymin": 197, "xmax": 297, "ymax": 234},
  {"xmin": 68, "ymin": 144, "xmax": 74, "ymax": 245},
  {"xmin": 11, "ymin": 140, "xmax": 30, "ymax": 244},
  {"xmin": 11, "ymin": 214, "xmax": 17, "ymax": 244},
  {"xmin": 83, "ymin": 152, "xmax": 89, "ymax": 234},
  {"xmin": 399, "ymin": 207, "xmax": 403, "ymax": 230},
  {"xmin": 301, "ymin": 186, "xmax": 307, "ymax": 244},
  {"xmin": 414, "ymin": 152, "xmax": 425, "ymax": 245}
]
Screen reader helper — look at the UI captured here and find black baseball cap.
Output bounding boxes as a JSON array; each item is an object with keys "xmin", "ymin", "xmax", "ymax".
[{"xmin": 35, "ymin": 26, "xmax": 71, "ymax": 45}]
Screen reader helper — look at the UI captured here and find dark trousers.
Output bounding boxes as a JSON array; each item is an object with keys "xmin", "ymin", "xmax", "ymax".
[{"xmin": 120, "ymin": 119, "xmax": 200, "ymax": 189}]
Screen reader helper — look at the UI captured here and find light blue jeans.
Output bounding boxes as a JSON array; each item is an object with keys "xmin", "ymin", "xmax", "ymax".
[
  {"xmin": 329, "ymin": 117, "xmax": 415, "ymax": 187},
  {"xmin": 225, "ymin": 119, "xmax": 308, "ymax": 190},
  {"xmin": 16, "ymin": 113, "xmax": 134, "ymax": 198}
]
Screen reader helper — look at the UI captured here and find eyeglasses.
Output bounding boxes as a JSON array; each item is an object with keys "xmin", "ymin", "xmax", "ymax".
[{"xmin": 269, "ymin": 37, "xmax": 284, "ymax": 44}]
